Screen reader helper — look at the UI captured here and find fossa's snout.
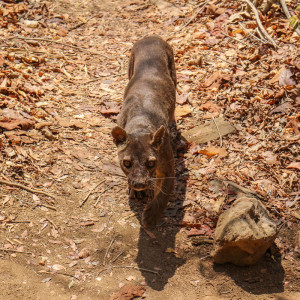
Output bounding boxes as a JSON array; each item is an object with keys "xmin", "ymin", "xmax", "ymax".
[{"xmin": 129, "ymin": 178, "xmax": 150, "ymax": 191}]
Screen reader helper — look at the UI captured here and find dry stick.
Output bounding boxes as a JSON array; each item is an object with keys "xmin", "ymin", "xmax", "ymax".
[
  {"xmin": 94, "ymin": 185, "xmax": 112, "ymax": 207},
  {"xmin": 242, "ymin": 0, "xmax": 278, "ymax": 48},
  {"xmin": 223, "ymin": 33, "xmax": 250, "ymax": 47},
  {"xmin": 112, "ymin": 251, "xmax": 125, "ymax": 263},
  {"xmin": 80, "ymin": 179, "xmax": 105, "ymax": 207},
  {"xmin": 42, "ymin": 271, "xmax": 80, "ymax": 280},
  {"xmin": 103, "ymin": 237, "xmax": 115, "ymax": 266},
  {"xmin": 45, "ymin": 217, "xmax": 58, "ymax": 230},
  {"xmin": 0, "ymin": 248, "xmax": 32, "ymax": 255},
  {"xmin": 111, "ymin": 265, "xmax": 158, "ymax": 275},
  {"xmin": 69, "ymin": 14, "xmax": 100, "ymax": 31},
  {"xmin": 175, "ymin": 1, "xmax": 208, "ymax": 32},
  {"xmin": 82, "ymin": 72, "xmax": 127, "ymax": 84},
  {"xmin": 37, "ymin": 203, "xmax": 57, "ymax": 211},
  {"xmin": 279, "ymin": 0, "xmax": 300, "ymax": 37},
  {"xmin": 239, "ymin": 22, "xmax": 268, "ymax": 44},
  {"xmin": 212, "ymin": 116, "xmax": 223, "ymax": 147},
  {"xmin": 0, "ymin": 179, "xmax": 57, "ymax": 201},
  {"xmin": 4, "ymin": 220, "xmax": 30, "ymax": 224},
  {"xmin": 11, "ymin": 36, "xmax": 109, "ymax": 58}
]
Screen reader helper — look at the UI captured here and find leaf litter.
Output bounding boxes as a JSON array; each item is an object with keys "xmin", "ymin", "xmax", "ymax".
[{"xmin": 0, "ymin": 0, "xmax": 299, "ymax": 299}]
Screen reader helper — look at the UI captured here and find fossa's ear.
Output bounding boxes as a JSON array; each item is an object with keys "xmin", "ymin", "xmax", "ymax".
[
  {"xmin": 151, "ymin": 125, "xmax": 165, "ymax": 149},
  {"xmin": 112, "ymin": 126, "xmax": 127, "ymax": 146}
]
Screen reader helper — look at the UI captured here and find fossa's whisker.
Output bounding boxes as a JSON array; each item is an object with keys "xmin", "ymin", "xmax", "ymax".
[
  {"xmin": 150, "ymin": 177, "xmax": 176, "ymax": 180},
  {"xmin": 153, "ymin": 182, "xmax": 169, "ymax": 195}
]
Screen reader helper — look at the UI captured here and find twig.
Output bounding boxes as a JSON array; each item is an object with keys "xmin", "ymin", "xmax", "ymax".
[
  {"xmin": 94, "ymin": 185, "xmax": 112, "ymax": 207},
  {"xmin": 3, "ymin": 220, "xmax": 30, "ymax": 224},
  {"xmin": 223, "ymin": 33, "xmax": 250, "ymax": 47},
  {"xmin": 10, "ymin": 36, "xmax": 109, "ymax": 58},
  {"xmin": 37, "ymin": 204, "xmax": 57, "ymax": 211},
  {"xmin": 212, "ymin": 117, "xmax": 223, "ymax": 147},
  {"xmin": 200, "ymin": 254, "xmax": 211, "ymax": 260},
  {"xmin": 0, "ymin": 179, "xmax": 57, "ymax": 201},
  {"xmin": 45, "ymin": 217, "xmax": 58, "ymax": 230},
  {"xmin": 279, "ymin": 0, "xmax": 300, "ymax": 37},
  {"xmin": 0, "ymin": 248, "xmax": 32, "ymax": 255},
  {"xmin": 82, "ymin": 72, "xmax": 127, "ymax": 84},
  {"xmin": 239, "ymin": 22, "xmax": 268, "ymax": 44},
  {"xmin": 80, "ymin": 179, "xmax": 105, "ymax": 207},
  {"xmin": 112, "ymin": 251, "xmax": 125, "ymax": 263},
  {"xmin": 69, "ymin": 14, "xmax": 100, "ymax": 31},
  {"xmin": 175, "ymin": 1, "xmax": 208, "ymax": 32},
  {"xmin": 242, "ymin": 0, "xmax": 278, "ymax": 48},
  {"xmin": 103, "ymin": 236, "xmax": 115, "ymax": 266},
  {"xmin": 111, "ymin": 265, "xmax": 159, "ymax": 275},
  {"xmin": 42, "ymin": 271, "xmax": 80, "ymax": 280}
]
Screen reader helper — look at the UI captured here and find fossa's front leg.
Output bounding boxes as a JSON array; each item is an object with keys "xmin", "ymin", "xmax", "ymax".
[{"xmin": 142, "ymin": 142, "xmax": 174, "ymax": 228}]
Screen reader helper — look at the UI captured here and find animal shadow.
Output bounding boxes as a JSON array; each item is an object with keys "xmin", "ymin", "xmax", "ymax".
[{"xmin": 129, "ymin": 125, "xmax": 188, "ymax": 290}]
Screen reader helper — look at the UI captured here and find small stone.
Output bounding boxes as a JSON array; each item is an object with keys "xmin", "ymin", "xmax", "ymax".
[
  {"xmin": 23, "ymin": 20, "xmax": 39, "ymax": 28},
  {"xmin": 212, "ymin": 197, "xmax": 277, "ymax": 266},
  {"xmin": 126, "ymin": 276, "xmax": 136, "ymax": 281},
  {"xmin": 78, "ymin": 248, "xmax": 90, "ymax": 259}
]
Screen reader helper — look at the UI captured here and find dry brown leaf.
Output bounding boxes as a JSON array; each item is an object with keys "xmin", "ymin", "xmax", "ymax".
[
  {"xmin": 269, "ymin": 67, "xmax": 285, "ymax": 84},
  {"xmin": 187, "ymin": 228, "xmax": 206, "ymax": 237},
  {"xmin": 279, "ymin": 68, "xmax": 296, "ymax": 86},
  {"xmin": 109, "ymin": 284, "xmax": 145, "ymax": 300},
  {"xmin": 100, "ymin": 103, "xmax": 121, "ymax": 115},
  {"xmin": 261, "ymin": 151, "xmax": 278, "ymax": 165},
  {"xmin": 176, "ymin": 93, "xmax": 188, "ymax": 105},
  {"xmin": 286, "ymin": 162, "xmax": 300, "ymax": 170},
  {"xmin": 0, "ymin": 108, "xmax": 35, "ymax": 130},
  {"xmin": 199, "ymin": 146, "xmax": 228, "ymax": 158},
  {"xmin": 175, "ymin": 104, "xmax": 192, "ymax": 119},
  {"xmin": 199, "ymin": 101, "xmax": 222, "ymax": 113}
]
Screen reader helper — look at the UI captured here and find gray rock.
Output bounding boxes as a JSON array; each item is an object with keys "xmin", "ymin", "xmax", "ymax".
[{"xmin": 212, "ymin": 197, "xmax": 277, "ymax": 266}]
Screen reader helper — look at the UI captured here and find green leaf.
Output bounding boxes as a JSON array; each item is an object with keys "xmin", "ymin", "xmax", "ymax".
[{"xmin": 289, "ymin": 16, "xmax": 299, "ymax": 30}]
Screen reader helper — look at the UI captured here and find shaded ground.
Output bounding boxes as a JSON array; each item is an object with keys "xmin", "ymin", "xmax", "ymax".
[{"xmin": 0, "ymin": 0, "xmax": 299, "ymax": 299}]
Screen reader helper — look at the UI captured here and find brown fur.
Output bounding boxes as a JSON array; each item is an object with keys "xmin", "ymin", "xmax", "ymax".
[{"xmin": 111, "ymin": 36, "xmax": 176, "ymax": 228}]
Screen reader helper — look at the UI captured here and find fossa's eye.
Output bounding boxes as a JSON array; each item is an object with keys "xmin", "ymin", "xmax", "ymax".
[
  {"xmin": 123, "ymin": 160, "xmax": 132, "ymax": 169},
  {"xmin": 147, "ymin": 160, "xmax": 156, "ymax": 168}
]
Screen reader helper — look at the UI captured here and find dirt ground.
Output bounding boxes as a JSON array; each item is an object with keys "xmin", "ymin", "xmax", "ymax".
[{"xmin": 0, "ymin": 0, "xmax": 299, "ymax": 299}]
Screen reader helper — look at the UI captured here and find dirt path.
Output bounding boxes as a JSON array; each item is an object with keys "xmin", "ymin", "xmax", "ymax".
[{"xmin": 0, "ymin": 0, "xmax": 299, "ymax": 299}]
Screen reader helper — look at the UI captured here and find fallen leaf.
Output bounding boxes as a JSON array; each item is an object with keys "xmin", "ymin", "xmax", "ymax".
[
  {"xmin": 286, "ymin": 162, "xmax": 300, "ymax": 170},
  {"xmin": 187, "ymin": 228, "xmax": 206, "ymax": 237},
  {"xmin": 261, "ymin": 151, "xmax": 278, "ymax": 165},
  {"xmin": 52, "ymin": 264, "xmax": 66, "ymax": 271},
  {"xmin": 199, "ymin": 146, "xmax": 228, "ymax": 158},
  {"xmin": 0, "ymin": 108, "xmax": 35, "ymax": 130},
  {"xmin": 175, "ymin": 104, "xmax": 192, "ymax": 119},
  {"xmin": 269, "ymin": 102, "xmax": 293, "ymax": 114},
  {"xmin": 279, "ymin": 68, "xmax": 296, "ymax": 86},
  {"xmin": 199, "ymin": 102, "xmax": 222, "ymax": 113},
  {"xmin": 109, "ymin": 284, "xmax": 145, "ymax": 300},
  {"xmin": 100, "ymin": 103, "xmax": 121, "ymax": 115},
  {"xmin": 269, "ymin": 67, "xmax": 285, "ymax": 84},
  {"xmin": 176, "ymin": 93, "xmax": 189, "ymax": 105}
]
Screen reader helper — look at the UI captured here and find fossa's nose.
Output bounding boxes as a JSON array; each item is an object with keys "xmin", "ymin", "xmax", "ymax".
[{"xmin": 131, "ymin": 180, "xmax": 148, "ymax": 191}]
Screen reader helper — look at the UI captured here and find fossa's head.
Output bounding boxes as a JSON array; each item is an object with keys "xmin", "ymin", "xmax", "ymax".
[{"xmin": 111, "ymin": 126, "xmax": 165, "ymax": 191}]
